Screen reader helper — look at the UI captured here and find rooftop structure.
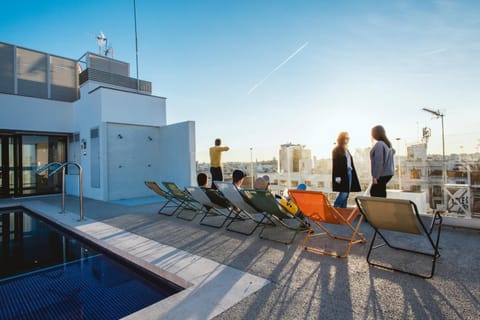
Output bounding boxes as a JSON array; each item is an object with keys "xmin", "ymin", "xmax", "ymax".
[
  {"xmin": 1, "ymin": 195, "xmax": 478, "ymax": 319},
  {"xmin": 0, "ymin": 41, "xmax": 196, "ymax": 201}
]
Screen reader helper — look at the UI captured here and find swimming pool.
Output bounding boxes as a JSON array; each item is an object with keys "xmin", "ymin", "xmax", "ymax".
[{"xmin": 0, "ymin": 207, "xmax": 183, "ymax": 319}]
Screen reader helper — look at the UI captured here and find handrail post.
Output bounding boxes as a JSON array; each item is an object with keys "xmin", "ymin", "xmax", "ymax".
[
  {"xmin": 61, "ymin": 166, "xmax": 65, "ymax": 213},
  {"xmin": 79, "ymin": 165, "xmax": 84, "ymax": 221},
  {"xmin": 41, "ymin": 161, "xmax": 84, "ymax": 221}
]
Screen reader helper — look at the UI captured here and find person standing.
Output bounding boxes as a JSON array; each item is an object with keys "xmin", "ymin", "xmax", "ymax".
[
  {"xmin": 370, "ymin": 125, "xmax": 395, "ymax": 197},
  {"xmin": 209, "ymin": 138, "xmax": 229, "ymax": 187},
  {"xmin": 332, "ymin": 132, "xmax": 361, "ymax": 208}
]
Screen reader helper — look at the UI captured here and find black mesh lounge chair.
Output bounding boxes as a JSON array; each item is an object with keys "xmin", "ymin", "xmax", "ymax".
[
  {"xmin": 162, "ymin": 181, "xmax": 203, "ymax": 221},
  {"xmin": 214, "ymin": 181, "xmax": 271, "ymax": 236},
  {"xmin": 144, "ymin": 181, "xmax": 182, "ymax": 216},
  {"xmin": 185, "ymin": 186, "xmax": 234, "ymax": 228},
  {"xmin": 242, "ymin": 189, "xmax": 309, "ymax": 245},
  {"xmin": 355, "ymin": 196, "xmax": 443, "ymax": 279}
]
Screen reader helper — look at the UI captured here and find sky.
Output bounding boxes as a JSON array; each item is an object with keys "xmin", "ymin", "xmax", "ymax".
[{"xmin": 2, "ymin": 0, "xmax": 479, "ymax": 162}]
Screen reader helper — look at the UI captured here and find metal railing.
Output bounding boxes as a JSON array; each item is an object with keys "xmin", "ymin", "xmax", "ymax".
[{"xmin": 36, "ymin": 161, "xmax": 84, "ymax": 221}]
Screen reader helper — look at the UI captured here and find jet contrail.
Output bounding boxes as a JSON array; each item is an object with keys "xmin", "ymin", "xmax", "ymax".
[
  {"xmin": 248, "ymin": 41, "xmax": 309, "ymax": 95},
  {"xmin": 421, "ymin": 48, "xmax": 447, "ymax": 56}
]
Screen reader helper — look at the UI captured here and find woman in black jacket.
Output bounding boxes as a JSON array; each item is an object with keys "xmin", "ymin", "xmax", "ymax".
[{"xmin": 332, "ymin": 131, "xmax": 361, "ymax": 208}]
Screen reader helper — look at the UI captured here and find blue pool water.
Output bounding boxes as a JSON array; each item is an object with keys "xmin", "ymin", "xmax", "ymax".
[{"xmin": 0, "ymin": 207, "xmax": 182, "ymax": 319}]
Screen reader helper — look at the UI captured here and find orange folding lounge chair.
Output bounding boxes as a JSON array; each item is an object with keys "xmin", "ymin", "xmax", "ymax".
[{"xmin": 289, "ymin": 190, "xmax": 366, "ymax": 258}]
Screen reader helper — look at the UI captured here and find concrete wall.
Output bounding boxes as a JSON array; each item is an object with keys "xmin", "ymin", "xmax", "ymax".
[
  {"xmin": 69, "ymin": 84, "xmax": 103, "ymax": 200},
  {"xmin": 106, "ymin": 123, "xmax": 161, "ymax": 200},
  {"xmin": 2, "ymin": 80, "xmax": 194, "ymax": 202},
  {"xmin": 66, "ymin": 83, "xmax": 170, "ymax": 200},
  {"xmin": 158, "ymin": 121, "xmax": 196, "ymax": 189},
  {"xmin": 0, "ymin": 93, "xmax": 73, "ymax": 132},
  {"xmin": 100, "ymin": 88, "xmax": 166, "ymax": 126},
  {"xmin": 105, "ymin": 121, "xmax": 195, "ymax": 200},
  {"xmin": 68, "ymin": 82, "xmax": 193, "ymax": 201}
]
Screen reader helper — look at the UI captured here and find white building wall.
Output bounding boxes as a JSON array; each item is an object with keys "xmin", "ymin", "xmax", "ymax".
[
  {"xmin": 67, "ymin": 84, "xmax": 103, "ymax": 199},
  {"xmin": 157, "ymin": 121, "xmax": 196, "ymax": 189},
  {"xmin": 0, "ymin": 93, "xmax": 73, "ymax": 132},
  {"xmin": 100, "ymin": 88, "xmax": 166, "ymax": 126},
  {"xmin": 1, "ymin": 69, "xmax": 193, "ymax": 202},
  {"xmin": 66, "ymin": 82, "xmax": 183, "ymax": 201},
  {"xmin": 105, "ymin": 121, "xmax": 195, "ymax": 200}
]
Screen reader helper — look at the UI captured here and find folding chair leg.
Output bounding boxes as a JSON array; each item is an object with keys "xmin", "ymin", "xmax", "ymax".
[
  {"xmin": 301, "ymin": 216, "xmax": 365, "ymax": 258},
  {"xmin": 175, "ymin": 201, "xmax": 202, "ymax": 221},
  {"xmin": 200, "ymin": 208, "xmax": 234, "ymax": 228},
  {"xmin": 157, "ymin": 199, "xmax": 180, "ymax": 216},
  {"xmin": 366, "ymin": 231, "xmax": 439, "ymax": 279},
  {"xmin": 226, "ymin": 213, "xmax": 266, "ymax": 236},
  {"xmin": 259, "ymin": 224, "xmax": 298, "ymax": 245}
]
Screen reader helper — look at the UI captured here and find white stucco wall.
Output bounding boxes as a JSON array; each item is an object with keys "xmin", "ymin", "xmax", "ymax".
[
  {"xmin": 69, "ymin": 84, "xmax": 104, "ymax": 199},
  {"xmin": 0, "ymin": 93, "xmax": 73, "ymax": 132},
  {"xmin": 68, "ymin": 82, "xmax": 178, "ymax": 201},
  {"xmin": 105, "ymin": 121, "xmax": 195, "ymax": 200},
  {"xmin": 100, "ymin": 89, "xmax": 166, "ymax": 127},
  {"xmin": 2, "ymin": 80, "xmax": 193, "ymax": 202},
  {"xmin": 157, "ymin": 121, "xmax": 196, "ymax": 188}
]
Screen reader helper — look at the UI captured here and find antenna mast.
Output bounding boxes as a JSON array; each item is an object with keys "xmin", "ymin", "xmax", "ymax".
[{"xmin": 133, "ymin": 0, "xmax": 140, "ymax": 91}]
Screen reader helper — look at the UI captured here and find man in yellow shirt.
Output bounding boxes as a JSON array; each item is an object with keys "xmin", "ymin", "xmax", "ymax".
[{"xmin": 209, "ymin": 138, "xmax": 229, "ymax": 187}]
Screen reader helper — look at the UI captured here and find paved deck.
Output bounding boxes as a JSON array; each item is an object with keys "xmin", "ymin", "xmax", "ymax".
[{"xmin": 1, "ymin": 195, "xmax": 479, "ymax": 320}]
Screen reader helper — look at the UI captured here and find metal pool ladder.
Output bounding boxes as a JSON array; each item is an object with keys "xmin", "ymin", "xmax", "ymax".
[{"xmin": 36, "ymin": 161, "xmax": 85, "ymax": 221}]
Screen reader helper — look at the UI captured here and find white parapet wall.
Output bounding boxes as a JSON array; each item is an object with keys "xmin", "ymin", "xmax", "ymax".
[{"xmin": 387, "ymin": 190, "xmax": 430, "ymax": 214}]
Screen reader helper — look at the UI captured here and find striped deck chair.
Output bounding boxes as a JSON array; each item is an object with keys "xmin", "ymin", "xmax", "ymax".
[
  {"xmin": 144, "ymin": 181, "xmax": 182, "ymax": 216},
  {"xmin": 243, "ymin": 189, "xmax": 309, "ymax": 245},
  {"xmin": 355, "ymin": 196, "xmax": 443, "ymax": 279},
  {"xmin": 214, "ymin": 181, "xmax": 271, "ymax": 236},
  {"xmin": 185, "ymin": 186, "xmax": 234, "ymax": 228},
  {"xmin": 289, "ymin": 190, "xmax": 366, "ymax": 258},
  {"xmin": 162, "ymin": 182, "xmax": 203, "ymax": 221}
]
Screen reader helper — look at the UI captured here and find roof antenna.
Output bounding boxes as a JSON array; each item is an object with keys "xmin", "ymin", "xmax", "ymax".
[
  {"xmin": 96, "ymin": 31, "xmax": 113, "ymax": 57},
  {"xmin": 96, "ymin": 31, "xmax": 107, "ymax": 55}
]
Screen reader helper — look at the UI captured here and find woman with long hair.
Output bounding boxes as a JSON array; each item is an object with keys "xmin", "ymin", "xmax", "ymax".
[
  {"xmin": 370, "ymin": 125, "xmax": 395, "ymax": 197},
  {"xmin": 332, "ymin": 131, "xmax": 361, "ymax": 207}
]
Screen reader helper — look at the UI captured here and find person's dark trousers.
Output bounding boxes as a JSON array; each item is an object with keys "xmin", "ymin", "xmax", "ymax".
[
  {"xmin": 210, "ymin": 167, "xmax": 223, "ymax": 188},
  {"xmin": 370, "ymin": 175, "xmax": 393, "ymax": 197}
]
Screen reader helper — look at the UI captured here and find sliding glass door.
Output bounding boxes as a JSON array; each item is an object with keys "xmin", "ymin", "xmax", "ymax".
[
  {"xmin": 0, "ymin": 133, "xmax": 67, "ymax": 197},
  {"xmin": 0, "ymin": 135, "xmax": 9, "ymax": 197}
]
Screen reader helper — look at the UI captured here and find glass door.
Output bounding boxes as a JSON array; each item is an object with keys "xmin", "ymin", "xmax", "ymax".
[
  {"xmin": 21, "ymin": 135, "xmax": 66, "ymax": 196},
  {"xmin": 0, "ymin": 134, "xmax": 67, "ymax": 197},
  {"xmin": 0, "ymin": 135, "xmax": 9, "ymax": 197}
]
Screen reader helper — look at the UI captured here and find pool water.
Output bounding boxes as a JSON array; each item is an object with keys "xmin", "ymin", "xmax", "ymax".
[{"xmin": 0, "ymin": 208, "xmax": 181, "ymax": 319}]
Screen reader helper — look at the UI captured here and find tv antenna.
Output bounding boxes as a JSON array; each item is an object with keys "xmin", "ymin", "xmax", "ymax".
[
  {"xmin": 95, "ymin": 31, "xmax": 114, "ymax": 58},
  {"xmin": 421, "ymin": 107, "xmax": 447, "ymax": 207}
]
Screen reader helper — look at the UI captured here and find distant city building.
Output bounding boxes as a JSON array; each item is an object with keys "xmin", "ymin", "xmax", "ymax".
[
  {"xmin": 197, "ymin": 141, "xmax": 480, "ymax": 218},
  {"xmin": 278, "ymin": 143, "xmax": 312, "ymax": 174}
]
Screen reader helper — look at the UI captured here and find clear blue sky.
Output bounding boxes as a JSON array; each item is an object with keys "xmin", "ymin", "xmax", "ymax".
[{"xmin": 2, "ymin": 0, "xmax": 479, "ymax": 162}]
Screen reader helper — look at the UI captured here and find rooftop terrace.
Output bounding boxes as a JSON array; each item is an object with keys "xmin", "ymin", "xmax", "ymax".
[{"xmin": 1, "ymin": 195, "xmax": 479, "ymax": 319}]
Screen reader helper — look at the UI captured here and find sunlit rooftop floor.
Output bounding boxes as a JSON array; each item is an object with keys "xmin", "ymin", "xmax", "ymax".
[{"xmin": 1, "ymin": 195, "xmax": 479, "ymax": 320}]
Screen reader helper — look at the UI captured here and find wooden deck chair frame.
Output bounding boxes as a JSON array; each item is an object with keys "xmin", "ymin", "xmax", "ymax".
[
  {"xmin": 242, "ymin": 189, "xmax": 309, "ymax": 245},
  {"xmin": 185, "ymin": 186, "xmax": 234, "ymax": 228},
  {"xmin": 214, "ymin": 181, "xmax": 271, "ymax": 236},
  {"xmin": 162, "ymin": 182, "xmax": 203, "ymax": 221},
  {"xmin": 144, "ymin": 181, "xmax": 183, "ymax": 216},
  {"xmin": 289, "ymin": 190, "xmax": 366, "ymax": 258},
  {"xmin": 355, "ymin": 196, "xmax": 443, "ymax": 279}
]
